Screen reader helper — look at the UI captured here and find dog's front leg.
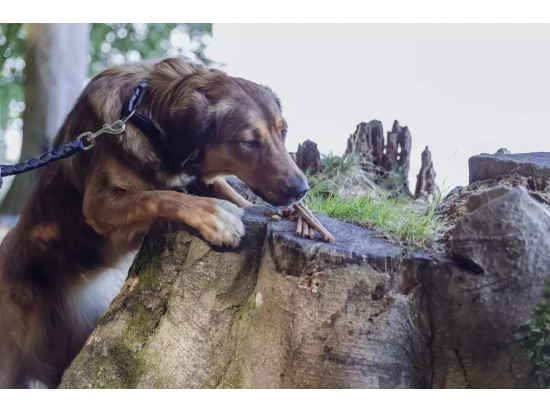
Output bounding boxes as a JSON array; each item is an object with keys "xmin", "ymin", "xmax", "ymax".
[{"xmin": 84, "ymin": 188, "xmax": 245, "ymax": 247}]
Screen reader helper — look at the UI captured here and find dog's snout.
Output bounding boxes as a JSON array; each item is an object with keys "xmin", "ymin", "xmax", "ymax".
[{"xmin": 288, "ymin": 177, "xmax": 309, "ymax": 200}]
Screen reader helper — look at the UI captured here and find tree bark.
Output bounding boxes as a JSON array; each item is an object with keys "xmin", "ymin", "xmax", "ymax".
[
  {"xmin": 60, "ymin": 184, "xmax": 550, "ymax": 389},
  {"xmin": 414, "ymin": 146, "xmax": 438, "ymax": 199},
  {"xmin": 60, "ymin": 206, "xmax": 424, "ymax": 389},
  {"xmin": 0, "ymin": 23, "xmax": 90, "ymax": 215},
  {"xmin": 345, "ymin": 120, "xmax": 384, "ymax": 168},
  {"xmin": 295, "ymin": 140, "xmax": 322, "ymax": 175}
]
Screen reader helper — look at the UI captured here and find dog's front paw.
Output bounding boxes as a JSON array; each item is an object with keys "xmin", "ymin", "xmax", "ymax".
[{"xmin": 199, "ymin": 199, "xmax": 245, "ymax": 247}]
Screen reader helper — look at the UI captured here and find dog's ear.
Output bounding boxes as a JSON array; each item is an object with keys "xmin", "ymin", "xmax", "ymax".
[
  {"xmin": 162, "ymin": 91, "xmax": 228, "ymax": 173},
  {"xmin": 148, "ymin": 58, "xmax": 231, "ymax": 173}
]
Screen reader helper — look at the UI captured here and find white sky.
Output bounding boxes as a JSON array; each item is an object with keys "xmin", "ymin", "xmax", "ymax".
[{"xmin": 206, "ymin": 24, "xmax": 550, "ymax": 190}]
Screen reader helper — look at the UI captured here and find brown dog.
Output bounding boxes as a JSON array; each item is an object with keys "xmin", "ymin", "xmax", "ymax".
[{"xmin": 0, "ymin": 57, "xmax": 308, "ymax": 389}]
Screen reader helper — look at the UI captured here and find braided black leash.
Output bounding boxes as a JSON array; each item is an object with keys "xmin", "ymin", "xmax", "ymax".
[
  {"xmin": 0, "ymin": 81, "xmax": 183, "ymax": 190},
  {"xmin": 0, "ymin": 83, "xmax": 153, "ymax": 189},
  {"xmin": 0, "ymin": 118, "xmax": 132, "ymax": 189},
  {"xmin": 0, "ymin": 139, "xmax": 87, "ymax": 187}
]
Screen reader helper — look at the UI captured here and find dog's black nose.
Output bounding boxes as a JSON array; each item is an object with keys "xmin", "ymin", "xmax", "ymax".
[{"xmin": 288, "ymin": 178, "xmax": 309, "ymax": 200}]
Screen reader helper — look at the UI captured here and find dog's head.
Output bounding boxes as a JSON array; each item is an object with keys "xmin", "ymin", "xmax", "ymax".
[{"xmin": 149, "ymin": 58, "xmax": 309, "ymax": 206}]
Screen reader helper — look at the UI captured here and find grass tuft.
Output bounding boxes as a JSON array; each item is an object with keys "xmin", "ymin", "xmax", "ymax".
[
  {"xmin": 307, "ymin": 153, "xmax": 386, "ymax": 198},
  {"xmin": 302, "ymin": 152, "xmax": 446, "ymax": 250},
  {"xmin": 306, "ymin": 192, "xmax": 441, "ymax": 249}
]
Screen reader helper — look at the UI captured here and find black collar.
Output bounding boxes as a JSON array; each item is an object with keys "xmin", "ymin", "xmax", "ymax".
[
  {"xmin": 121, "ymin": 82, "xmax": 163, "ymax": 143},
  {"xmin": 121, "ymin": 82, "xmax": 204, "ymax": 174}
]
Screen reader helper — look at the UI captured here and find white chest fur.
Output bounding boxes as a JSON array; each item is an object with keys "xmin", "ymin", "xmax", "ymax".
[{"xmin": 64, "ymin": 250, "xmax": 138, "ymax": 341}]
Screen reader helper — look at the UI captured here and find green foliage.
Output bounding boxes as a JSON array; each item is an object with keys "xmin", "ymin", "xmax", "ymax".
[
  {"xmin": 306, "ymin": 192, "xmax": 440, "ymax": 248},
  {"xmin": 0, "ymin": 23, "xmax": 25, "ymax": 157},
  {"xmin": 518, "ymin": 286, "xmax": 550, "ymax": 388},
  {"xmin": 88, "ymin": 23, "xmax": 213, "ymax": 76}
]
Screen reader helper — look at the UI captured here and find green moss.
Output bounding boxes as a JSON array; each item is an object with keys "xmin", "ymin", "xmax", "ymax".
[
  {"xmin": 518, "ymin": 286, "xmax": 550, "ymax": 388},
  {"xmin": 234, "ymin": 293, "xmax": 257, "ymax": 326},
  {"xmin": 129, "ymin": 346, "xmax": 148, "ymax": 387},
  {"xmin": 133, "ymin": 256, "xmax": 161, "ymax": 295},
  {"xmin": 126, "ymin": 303, "xmax": 159, "ymax": 342},
  {"xmin": 219, "ymin": 373, "xmax": 243, "ymax": 389}
]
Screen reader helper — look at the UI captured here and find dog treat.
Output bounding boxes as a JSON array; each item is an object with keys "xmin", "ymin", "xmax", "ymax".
[
  {"xmin": 295, "ymin": 214, "xmax": 303, "ymax": 236},
  {"xmin": 293, "ymin": 203, "xmax": 335, "ymax": 243},
  {"xmin": 263, "ymin": 204, "xmax": 334, "ymax": 243},
  {"xmin": 308, "ymin": 224, "xmax": 315, "ymax": 240},
  {"xmin": 301, "ymin": 220, "xmax": 310, "ymax": 238},
  {"xmin": 301, "ymin": 220, "xmax": 315, "ymax": 240}
]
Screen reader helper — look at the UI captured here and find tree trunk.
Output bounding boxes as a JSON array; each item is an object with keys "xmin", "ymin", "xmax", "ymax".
[
  {"xmin": 414, "ymin": 146, "xmax": 438, "ymax": 200},
  {"xmin": 60, "ymin": 206, "xmax": 424, "ymax": 389},
  {"xmin": 345, "ymin": 120, "xmax": 384, "ymax": 168},
  {"xmin": 295, "ymin": 140, "xmax": 322, "ymax": 175},
  {"xmin": 0, "ymin": 23, "xmax": 90, "ymax": 215}
]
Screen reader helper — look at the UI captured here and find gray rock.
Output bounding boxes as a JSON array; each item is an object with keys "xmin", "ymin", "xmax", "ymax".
[
  {"xmin": 442, "ymin": 186, "xmax": 550, "ymax": 388},
  {"xmin": 447, "ymin": 186, "xmax": 464, "ymax": 198},
  {"xmin": 496, "ymin": 148, "xmax": 511, "ymax": 154},
  {"xmin": 464, "ymin": 185, "xmax": 510, "ymax": 213},
  {"xmin": 435, "ymin": 186, "xmax": 463, "ymax": 216},
  {"xmin": 469, "ymin": 152, "xmax": 550, "ymax": 187}
]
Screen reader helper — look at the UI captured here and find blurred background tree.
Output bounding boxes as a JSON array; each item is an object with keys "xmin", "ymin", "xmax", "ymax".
[{"xmin": 0, "ymin": 23, "xmax": 214, "ymax": 215}]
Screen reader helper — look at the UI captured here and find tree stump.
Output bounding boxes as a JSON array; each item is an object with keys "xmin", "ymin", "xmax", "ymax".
[
  {"xmin": 60, "ymin": 206, "xmax": 423, "ymax": 389},
  {"xmin": 344, "ymin": 120, "xmax": 413, "ymax": 194},
  {"xmin": 345, "ymin": 120, "xmax": 384, "ymax": 168},
  {"xmin": 414, "ymin": 146, "xmax": 438, "ymax": 200},
  {"xmin": 295, "ymin": 140, "xmax": 322, "ymax": 175}
]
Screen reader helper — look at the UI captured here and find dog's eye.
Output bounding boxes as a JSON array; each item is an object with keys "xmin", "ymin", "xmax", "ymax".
[
  {"xmin": 241, "ymin": 140, "xmax": 259, "ymax": 149},
  {"xmin": 281, "ymin": 130, "xmax": 288, "ymax": 142}
]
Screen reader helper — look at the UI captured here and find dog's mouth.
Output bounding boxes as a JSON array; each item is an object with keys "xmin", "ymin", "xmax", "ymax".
[{"xmin": 250, "ymin": 187, "xmax": 305, "ymax": 207}]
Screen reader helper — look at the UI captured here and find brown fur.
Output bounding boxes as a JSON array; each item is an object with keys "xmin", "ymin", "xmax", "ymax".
[{"xmin": 0, "ymin": 57, "xmax": 308, "ymax": 388}]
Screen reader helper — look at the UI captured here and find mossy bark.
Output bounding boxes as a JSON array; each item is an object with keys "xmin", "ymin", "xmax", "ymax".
[{"xmin": 60, "ymin": 206, "xmax": 424, "ymax": 388}]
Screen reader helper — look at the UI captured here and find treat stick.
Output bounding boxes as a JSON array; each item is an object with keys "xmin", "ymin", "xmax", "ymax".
[
  {"xmin": 293, "ymin": 203, "xmax": 335, "ymax": 243},
  {"xmin": 308, "ymin": 224, "xmax": 315, "ymax": 240},
  {"xmin": 295, "ymin": 214, "xmax": 303, "ymax": 237},
  {"xmin": 302, "ymin": 219, "xmax": 310, "ymax": 238}
]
